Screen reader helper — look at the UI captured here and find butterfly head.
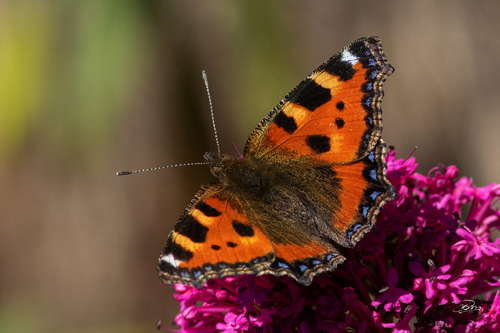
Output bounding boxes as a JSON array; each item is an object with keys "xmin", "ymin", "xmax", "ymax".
[{"xmin": 203, "ymin": 151, "xmax": 234, "ymax": 180}]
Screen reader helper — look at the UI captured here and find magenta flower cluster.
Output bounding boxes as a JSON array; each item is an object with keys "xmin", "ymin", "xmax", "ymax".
[{"xmin": 168, "ymin": 151, "xmax": 500, "ymax": 332}]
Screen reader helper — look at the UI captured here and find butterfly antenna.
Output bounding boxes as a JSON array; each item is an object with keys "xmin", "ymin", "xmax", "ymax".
[
  {"xmin": 116, "ymin": 161, "xmax": 210, "ymax": 176},
  {"xmin": 202, "ymin": 70, "xmax": 222, "ymax": 159}
]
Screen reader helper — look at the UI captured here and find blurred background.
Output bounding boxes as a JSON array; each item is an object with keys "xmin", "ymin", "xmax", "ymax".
[{"xmin": 1, "ymin": 1, "xmax": 499, "ymax": 332}]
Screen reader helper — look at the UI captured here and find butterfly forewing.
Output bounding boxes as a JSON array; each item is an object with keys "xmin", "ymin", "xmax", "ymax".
[{"xmin": 244, "ymin": 36, "xmax": 393, "ymax": 164}]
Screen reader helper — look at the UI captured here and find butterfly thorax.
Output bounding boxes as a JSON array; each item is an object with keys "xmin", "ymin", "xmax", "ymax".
[{"xmin": 215, "ymin": 156, "xmax": 273, "ymax": 196}]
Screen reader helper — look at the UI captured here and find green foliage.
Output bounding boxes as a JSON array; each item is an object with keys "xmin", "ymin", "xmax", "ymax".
[
  {"xmin": 0, "ymin": 1, "xmax": 147, "ymax": 161},
  {"xmin": 0, "ymin": 2, "xmax": 52, "ymax": 158}
]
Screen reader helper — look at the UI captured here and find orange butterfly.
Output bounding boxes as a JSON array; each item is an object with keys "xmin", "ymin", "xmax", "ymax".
[{"xmin": 158, "ymin": 37, "xmax": 394, "ymax": 287}]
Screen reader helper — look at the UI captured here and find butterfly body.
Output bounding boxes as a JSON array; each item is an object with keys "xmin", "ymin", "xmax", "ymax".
[
  {"xmin": 209, "ymin": 153, "xmax": 342, "ymax": 247},
  {"xmin": 159, "ymin": 37, "xmax": 395, "ymax": 287}
]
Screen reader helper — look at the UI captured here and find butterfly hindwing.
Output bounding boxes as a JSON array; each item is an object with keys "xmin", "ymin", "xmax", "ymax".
[
  {"xmin": 270, "ymin": 242, "xmax": 345, "ymax": 286},
  {"xmin": 158, "ymin": 185, "xmax": 346, "ymax": 287},
  {"xmin": 244, "ymin": 36, "xmax": 393, "ymax": 164},
  {"xmin": 329, "ymin": 141, "xmax": 394, "ymax": 246}
]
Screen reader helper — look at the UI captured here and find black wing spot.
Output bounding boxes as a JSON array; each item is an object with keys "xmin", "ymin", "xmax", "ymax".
[
  {"xmin": 306, "ymin": 135, "xmax": 331, "ymax": 154},
  {"xmin": 349, "ymin": 39, "xmax": 373, "ymax": 63},
  {"xmin": 158, "ymin": 260, "xmax": 175, "ymax": 272},
  {"xmin": 232, "ymin": 220, "xmax": 255, "ymax": 237},
  {"xmin": 336, "ymin": 101, "xmax": 345, "ymax": 111},
  {"xmin": 335, "ymin": 118, "xmax": 345, "ymax": 129},
  {"xmin": 168, "ymin": 240, "xmax": 193, "ymax": 262},
  {"xmin": 324, "ymin": 55, "xmax": 356, "ymax": 81},
  {"xmin": 290, "ymin": 79, "xmax": 331, "ymax": 111},
  {"xmin": 227, "ymin": 242, "xmax": 238, "ymax": 248},
  {"xmin": 174, "ymin": 215, "xmax": 208, "ymax": 243},
  {"xmin": 195, "ymin": 201, "xmax": 221, "ymax": 217},
  {"xmin": 274, "ymin": 111, "xmax": 298, "ymax": 134},
  {"xmin": 211, "ymin": 244, "xmax": 221, "ymax": 250}
]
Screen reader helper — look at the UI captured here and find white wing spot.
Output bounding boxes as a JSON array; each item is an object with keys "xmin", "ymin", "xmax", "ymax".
[
  {"xmin": 341, "ymin": 50, "xmax": 358, "ymax": 65},
  {"xmin": 160, "ymin": 254, "xmax": 179, "ymax": 267}
]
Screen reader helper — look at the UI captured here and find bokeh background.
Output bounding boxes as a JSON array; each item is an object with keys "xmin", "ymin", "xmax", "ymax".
[{"xmin": 1, "ymin": 1, "xmax": 499, "ymax": 332}]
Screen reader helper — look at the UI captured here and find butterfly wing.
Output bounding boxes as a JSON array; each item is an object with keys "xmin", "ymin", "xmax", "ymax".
[
  {"xmin": 243, "ymin": 36, "xmax": 394, "ymax": 248},
  {"xmin": 244, "ymin": 36, "xmax": 393, "ymax": 164},
  {"xmin": 158, "ymin": 185, "xmax": 345, "ymax": 287},
  {"xmin": 270, "ymin": 241, "xmax": 345, "ymax": 286},
  {"xmin": 158, "ymin": 185, "xmax": 274, "ymax": 287},
  {"xmin": 329, "ymin": 141, "xmax": 393, "ymax": 246}
]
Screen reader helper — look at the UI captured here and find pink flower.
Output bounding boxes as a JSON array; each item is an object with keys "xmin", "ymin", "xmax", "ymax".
[
  {"xmin": 452, "ymin": 226, "xmax": 500, "ymax": 260},
  {"xmin": 216, "ymin": 313, "xmax": 250, "ymax": 333},
  {"xmin": 372, "ymin": 267, "xmax": 414, "ymax": 312},
  {"xmin": 379, "ymin": 304, "xmax": 417, "ymax": 333},
  {"xmin": 165, "ymin": 151, "xmax": 500, "ymax": 332}
]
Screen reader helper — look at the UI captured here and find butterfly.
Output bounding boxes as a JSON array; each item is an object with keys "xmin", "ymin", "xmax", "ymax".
[{"xmin": 158, "ymin": 36, "xmax": 395, "ymax": 288}]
